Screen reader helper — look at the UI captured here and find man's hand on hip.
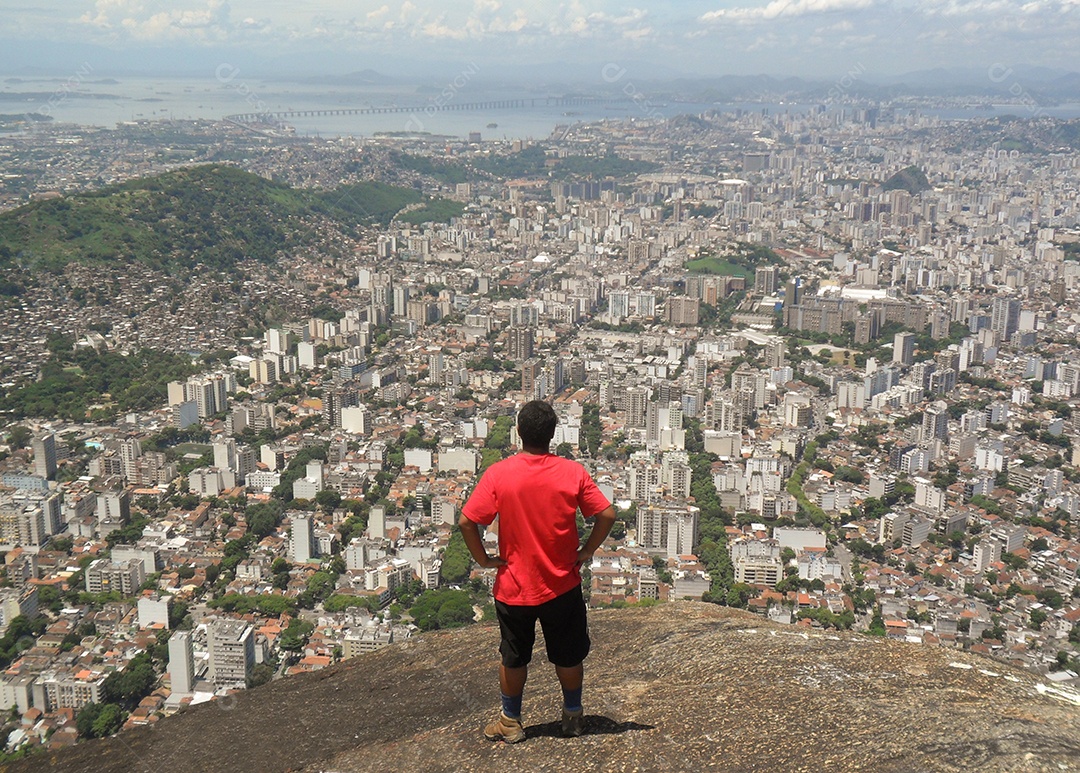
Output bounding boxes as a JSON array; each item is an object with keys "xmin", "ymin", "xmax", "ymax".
[{"xmin": 476, "ymin": 555, "xmax": 507, "ymax": 569}]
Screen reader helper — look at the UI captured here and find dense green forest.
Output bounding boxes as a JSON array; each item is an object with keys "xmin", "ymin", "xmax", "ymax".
[
  {"xmin": 0, "ymin": 165, "xmax": 460, "ymax": 274},
  {"xmin": 0, "ymin": 343, "xmax": 198, "ymax": 421},
  {"xmin": 471, "ymin": 145, "xmax": 659, "ymax": 180},
  {"xmin": 397, "ymin": 198, "xmax": 466, "ymax": 226},
  {"xmin": 318, "ymin": 180, "xmax": 424, "ymax": 227},
  {"xmin": 393, "ymin": 152, "xmax": 472, "ymax": 185},
  {"xmin": 0, "ymin": 165, "xmax": 316, "ymax": 272}
]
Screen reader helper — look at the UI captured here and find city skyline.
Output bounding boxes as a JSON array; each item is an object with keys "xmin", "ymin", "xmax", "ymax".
[{"xmin": 2, "ymin": 2, "xmax": 1080, "ymax": 762}]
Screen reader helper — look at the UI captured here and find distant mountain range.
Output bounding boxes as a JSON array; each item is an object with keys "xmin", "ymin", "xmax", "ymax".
[
  {"xmin": 624, "ymin": 68, "xmax": 1080, "ymax": 103},
  {"xmin": 292, "ymin": 64, "xmax": 1080, "ymax": 101}
]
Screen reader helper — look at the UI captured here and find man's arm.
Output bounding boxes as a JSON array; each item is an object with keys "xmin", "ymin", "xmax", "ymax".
[
  {"xmin": 576, "ymin": 504, "xmax": 617, "ymax": 567},
  {"xmin": 458, "ymin": 514, "xmax": 507, "ymax": 569}
]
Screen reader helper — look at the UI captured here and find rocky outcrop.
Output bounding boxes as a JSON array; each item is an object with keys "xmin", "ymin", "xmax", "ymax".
[{"xmin": 11, "ymin": 603, "xmax": 1080, "ymax": 773}]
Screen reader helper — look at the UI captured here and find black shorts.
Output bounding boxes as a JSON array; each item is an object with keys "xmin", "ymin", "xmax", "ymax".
[{"xmin": 494, "ymin": 584, "xmax": 591, "ymax": 669}]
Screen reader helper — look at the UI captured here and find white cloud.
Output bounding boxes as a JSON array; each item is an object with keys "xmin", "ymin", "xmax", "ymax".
[
  {"xmin": 702, "ymin": 0, "xmax": 877, "ymax": 23},
  {"xmin": 622, "ymin": 25, "xmax": 653, "ymax": 40},
  {"xmin": 551, "ymin": 6, "xmax": 651, "ymax": 39},
  {"xmin": 487, "ymin": 9, "xmax": 531, "ymax": 33},
  {"xmin": 417, "ymin": 17, "xmax": 469, "ymax": 39},
  {"xmin": 78, "ymin": 0, "xmax": 233, "ymax": 41},
  {"xmin": 80, "ymin": 0, "xmax": 145, "ymax": 29},
  {"xmin": 15, "ymin": 0, "xmax": 1077, "ymax": 73}
]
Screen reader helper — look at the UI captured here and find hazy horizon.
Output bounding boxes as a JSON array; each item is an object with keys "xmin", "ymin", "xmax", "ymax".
[{"xmin": 1, "ymin": 1, "xmax": 1078, "ymax": 85}]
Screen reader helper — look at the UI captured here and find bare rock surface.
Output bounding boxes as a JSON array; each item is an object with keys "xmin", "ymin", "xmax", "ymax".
[{"xmin": 9, "ymin": 603, "xmax": 1080, "ymax": 773}]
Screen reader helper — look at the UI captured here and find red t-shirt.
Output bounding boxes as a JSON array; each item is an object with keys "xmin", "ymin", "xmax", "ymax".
[{"xmin": 462, "ymin": 452, "xmax": 611, "ymax": 606}]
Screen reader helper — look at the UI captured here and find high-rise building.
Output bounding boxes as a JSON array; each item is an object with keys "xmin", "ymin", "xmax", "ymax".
[
  {"xmin": 893, "ymin": 331, "xmax": 916, "ymax": 366},
  {"xmin": 666, "ymin": 296, "xmax": 700, "ymax": 326},
  {"xmin": 367, "ymin": 505, "xmax": 386, "ymax": 540},
  {"xmin": 637, "ymin": 505, "xmax": 700, "ymax": 559},
  {"xmin": 392, "ymin": 284, "xmax": 411, "ymax": 317},
  {"xmin": 509, "ymin": 302, "xmax": 539, "ymax": 327},
  {"xmin": 625, "ymin": 387, "xmax": 649, "ymax": 428},
  {"xmin": 31, "ymin": 434, "xmax": 57, "ymax": 480},
  {"xmin": 755, "ymin": 266, "xmax": 779, "ymax": 296},
  {"xmin": 119, "ymin": 437, "xmax": 142, "ymax": 481},
  {"xmin": 213, "ymin": 438, "xmax": 237, "ymax": 473},
  {"xmin": 208, "ymin": 619, "xmax": 254, "ymax": 687},
  {"xmin": 783, "ymin": 277, "xmax": 801, "ymax": 308},
  {"xmin": 665, "ymin": 459, "xmax": 692, "ymax": 499},
  {"xmin": 264, "ymin": 328, "xmax": 294, "ymax": 355},
  {"xmin": 324, "ymin": 387, "xmax": 359, "ymax": 430},
  {"xmin": 17, "ymin": 507, "xmax": 46, "ymax": 546},
  {"xmin": 521, "ymin": 360, "xmax": 544, "ymax": 401},
  {"xmin": 991, "ymin": 296, "xmax": 1020, "ymax": 342},
  {"xmin": 636, "ymin": 291, "xmax": 657, "ymax": 318},
  {"xmin": 168, "ymin": 630, "xmax": 195, "ymax": 695},
  {"xmin": 340, "ymin": 406, "xmax": 370, "ymax": 435},
  {"xmin": 665, "ymin": 508, "xmax": 699, "ymax": 558},
  {"xmin": 291, "ymin": 514, "xmax": 314, "ymax": 564},
  {"xmin": 185, "ymin": 376, "xmax": 229, "ymax": 419},
  {"xmin": 608, "ymin": 290, "xmax": 631, "ymax": 320},
  {"xmin": 693, "ymin": 358, "xmax": 709, "ymax": 390},
  {"xmin": 646, "ymin": 401, "xmax": 662, "ymax": 447},
  {"xmin": 731, "ymin": 539, "xmax": 783, "ymax": 585},
  {"xmin": 250, "ymin": 358, "xmax": 277, "ymax": 385},
  {"xmin": 628, "ymin": 460, "xmax": 662, "ymax": 503},
  {"xmin": 96, "ymin": 490, "xmax": 130, "ymax": 524},
  {"xmin": 508, "ymin": 327, "xmax": 535, "ymax": 361},
  {"xmin": 766, "ymin": 339, "xmax": 786, "ymax": 370},
  {"xmin": 297, "ymin": 341, "xmax": 317, "ymax": 369},
  {"xmin": 922, "ymin": 400, "xmax": 949, "ymax": 442},
  {"xmin": 406, "ymin": 298, "xmax": 436, "ymax": 327},
  {"xmin": 428, "ymin": 352, "xmax": 445, "ymax": 383},
  {"xmin": 711, "ymin": 394, "xmax": 744, "ymax": 433},
  {"xmin": 85, "ymin": 558, "xmax": 145, "ymax": 595}
]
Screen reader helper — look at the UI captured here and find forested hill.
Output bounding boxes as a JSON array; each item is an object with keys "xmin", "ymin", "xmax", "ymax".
[{"xmin": 0, "ymin": 165, "xmax": 459, "ymax": 274}]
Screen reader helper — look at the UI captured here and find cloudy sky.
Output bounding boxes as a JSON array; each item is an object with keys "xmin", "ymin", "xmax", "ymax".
[{"xmin": 2, "ymin": 0, "xmax": 1078, "ymax": 81}]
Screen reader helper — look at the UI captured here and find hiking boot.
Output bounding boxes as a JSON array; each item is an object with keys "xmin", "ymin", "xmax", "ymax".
[
  {"xmin": 561, "ymin": 707, "xmax": 584, "ymax": 737},
  {"xmin": 484, "ymin": 712, "xmax": 526, "ymax": 743}
]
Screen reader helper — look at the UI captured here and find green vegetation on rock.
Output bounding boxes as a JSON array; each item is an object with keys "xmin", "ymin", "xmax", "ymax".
[
  {"xmin": 0, "ymin": 345, "xmax": 199, "ymax": 421},
  {"xmin": 396, "ymin": 198, "xmax": 465, "ymax": 226},
  {"xmin": 882, "ymin": 165, "xmax": 930, "ymax": 194},
  {"xmin": 472, "ymin": 145, "xmax": 658, "ymax": 180},
  {"xmin": 0, "ymin": 165, "xmax": 462, "ymax": 274}
]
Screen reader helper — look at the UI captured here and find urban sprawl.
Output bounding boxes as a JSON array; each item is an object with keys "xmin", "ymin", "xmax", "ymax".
[{"xmin": 1, "ymin": 99, "xmax": 1080, "ymax": 754}]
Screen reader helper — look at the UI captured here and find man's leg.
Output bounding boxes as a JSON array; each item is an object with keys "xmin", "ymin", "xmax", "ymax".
[
  {"xmin": 554, "ymin": 662, "xmax": 585, "ymax": 736},
  {"xmin": 538, "ymin": 587, "xmax": 590, "ymax": 737},
  {"xmin": 486, "ymin": 600, "xmax": 534, "ymax": 742},
  {"xmin": 500, "ymin": 664, "xmax": 528, "ymax": 717},
  {"xmin": 554, "ymin": 663, "xmax": 583, "ymax": 693},
  {"xmin": 554, "ymin": 663, "xmax": 583, "ymax": 709}
]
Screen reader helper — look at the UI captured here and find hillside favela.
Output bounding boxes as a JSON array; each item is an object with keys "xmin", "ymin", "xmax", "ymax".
[{"xmin": 2, "ymin": 4, "xmax": 1080, "ymax": 770}]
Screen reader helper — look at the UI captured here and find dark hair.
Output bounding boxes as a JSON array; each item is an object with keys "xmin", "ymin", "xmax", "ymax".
[{"xmin": 517, "ymin": 400, "xmax": 557, "ymax": 447}]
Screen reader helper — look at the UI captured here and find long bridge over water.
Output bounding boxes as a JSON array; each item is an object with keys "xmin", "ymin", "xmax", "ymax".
[{"xmin": 226, "ymin": 96, "xmax": 633, "ymax": 124}]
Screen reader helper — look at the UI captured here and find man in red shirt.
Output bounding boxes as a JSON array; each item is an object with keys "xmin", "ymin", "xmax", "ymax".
[{"xmin": 459, "ymin": 400, "xmax": 616, "ymax": 742}]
